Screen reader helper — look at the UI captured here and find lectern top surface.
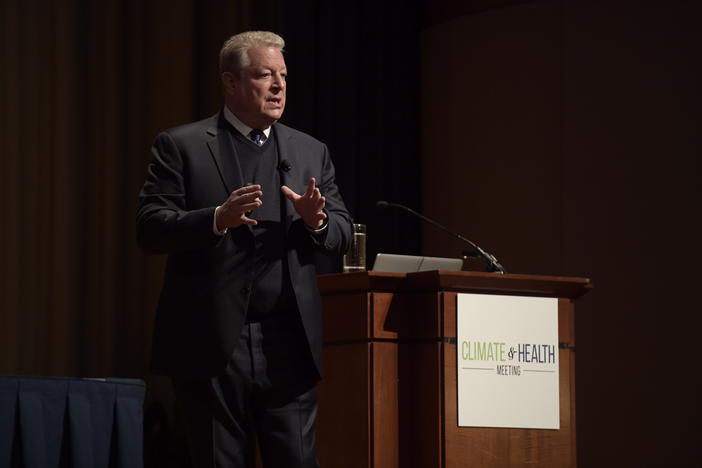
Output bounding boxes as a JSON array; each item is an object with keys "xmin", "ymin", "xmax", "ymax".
[{"xmin": 318, "ymin": 270, "xmax": 592, "ymax": 299}]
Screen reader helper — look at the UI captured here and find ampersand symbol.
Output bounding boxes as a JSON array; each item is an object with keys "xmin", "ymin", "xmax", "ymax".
[{"xmin": 507, "ymin": 347, "xmax": 516, "ymax": 360}]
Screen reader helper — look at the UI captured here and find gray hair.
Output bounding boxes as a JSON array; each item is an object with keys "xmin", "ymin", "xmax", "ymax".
[{"xmin": 219, "ymin": 31, "xmax": 285, "ymax": 74}]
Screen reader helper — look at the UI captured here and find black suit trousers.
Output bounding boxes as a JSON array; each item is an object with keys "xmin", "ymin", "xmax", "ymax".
[{"xmin": 173, "ymin": 314, "xmax": 320, "ymax": 468}]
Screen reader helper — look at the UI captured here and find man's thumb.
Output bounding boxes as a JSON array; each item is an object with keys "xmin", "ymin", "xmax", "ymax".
[{"xmin": 280, "ymin": 185, "xmax": 297, "ymax": 200}]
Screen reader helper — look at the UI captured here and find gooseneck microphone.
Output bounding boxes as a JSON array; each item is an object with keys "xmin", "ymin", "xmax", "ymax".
[{"xmin": 376, "ymin": 200, "xmax": 506, "ymax": 274}]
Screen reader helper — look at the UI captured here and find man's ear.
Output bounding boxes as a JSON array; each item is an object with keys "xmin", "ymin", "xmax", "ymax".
[{"xmin": 221, "ymin": 72, "xmax": 236, "ymax": 95}]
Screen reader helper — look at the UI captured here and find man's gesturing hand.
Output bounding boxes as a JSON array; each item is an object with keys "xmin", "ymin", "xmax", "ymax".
[
  {"xmin": 216, "ymin": 184, "xmax": 263, "ymax": 230},
  {"xmin": 281, "ymin": 178, "xmax": 327, "ymax": 229}
]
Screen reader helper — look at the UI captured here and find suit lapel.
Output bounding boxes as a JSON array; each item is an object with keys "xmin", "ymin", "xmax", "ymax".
[
  {"xmin": 206, "ymin": 113, "xmax": 244, "ymax": 196},
  {"xmin": 206, "ymin": 113, "xmax": 256, "ymax": 235},
  {"xmin": 274, "ymin": 124, "xmax": 301, "ymax": 234}
]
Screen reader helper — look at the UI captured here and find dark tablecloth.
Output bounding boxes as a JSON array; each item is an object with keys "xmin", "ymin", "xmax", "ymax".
[{"xmin": 0, "ymin": 376, "xmax": 145, "ymax": 468}]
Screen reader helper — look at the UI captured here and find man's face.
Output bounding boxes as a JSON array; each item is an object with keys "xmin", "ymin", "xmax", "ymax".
[{"xmin": 224, "ymin": 46, "xmax": 287, "ymax": 129}]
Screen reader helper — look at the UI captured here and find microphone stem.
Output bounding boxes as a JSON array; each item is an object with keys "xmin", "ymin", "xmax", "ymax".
[{"xmin": 385, "ymin": 202, "xmax": 506, "ymax": 274}]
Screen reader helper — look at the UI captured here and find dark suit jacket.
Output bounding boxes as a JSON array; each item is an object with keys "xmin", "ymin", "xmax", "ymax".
[{"xmin": 137, "ymin": 112, "xmax": 353, "ymax": 378}]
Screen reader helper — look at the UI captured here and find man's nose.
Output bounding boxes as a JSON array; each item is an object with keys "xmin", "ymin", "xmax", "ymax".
[{"xmin": 272, "ymin": 73, "xmax": 285, "ymax": 90}]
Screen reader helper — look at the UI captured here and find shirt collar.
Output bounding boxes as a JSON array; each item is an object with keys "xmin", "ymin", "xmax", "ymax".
[{"xmin": 223, "ymin": 106, "xmax": 271, "ymax": 140}]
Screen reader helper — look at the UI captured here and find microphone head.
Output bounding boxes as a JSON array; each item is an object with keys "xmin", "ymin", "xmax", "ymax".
[{"xmin": 376, "ymin": 200, "xmax": 389, "ymax": 210}]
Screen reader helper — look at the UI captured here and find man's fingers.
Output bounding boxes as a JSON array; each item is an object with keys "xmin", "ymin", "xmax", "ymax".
[
  {"xmin": 307, "ymin": 211, "xmax": 327, "ymax": 229},
  {"xmin": 234, "ymin": 184, "xmax": 261, "ymax": 196},
  {"xmin": 232, "ymin": 190, "xmax": 262, "ymax": 202},
  {"xmin": 240, "ymin": 201, "xmax": 262, "ymax": 212},
  {"xmin": 304, "ymin": 178, "xmax": 316, "ymax": 196},
  {"xmin": 223, "ymin": 193, "xmax": 261, "ymax": 215},
  {"xmin": 281, "ymin": 181, "xmax": 326, "ymax": 229},
  {"xmin": 280, "ymin": 185, "xmax": 299, "ymax": 201},
  {"xmin": 314, "ymin": 196, "xmax": 326, "ymax": 212},
  {"xmin": 241, "ymin": 216, "xmax": 258, "ymax": 226}
]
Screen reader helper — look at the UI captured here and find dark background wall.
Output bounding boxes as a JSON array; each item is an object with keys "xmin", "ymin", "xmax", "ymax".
[
  {"xmin": 422, "ymin": 1, "xmax": 701, "ymax": 466},
  {"xmin": 1, "ymin": 0, "xmax": 700, "ymax": 466}
]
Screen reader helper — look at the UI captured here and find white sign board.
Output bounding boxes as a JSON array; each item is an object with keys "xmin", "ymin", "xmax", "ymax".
[{"xmin": 456, "ymin": 293, "xmax": 560, "ymax": 429}]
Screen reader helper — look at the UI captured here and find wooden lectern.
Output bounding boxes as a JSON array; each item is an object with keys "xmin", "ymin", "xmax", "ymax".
[{"xmin": 315, "ymin": 270, "xmax": 591, "ymax": 468}]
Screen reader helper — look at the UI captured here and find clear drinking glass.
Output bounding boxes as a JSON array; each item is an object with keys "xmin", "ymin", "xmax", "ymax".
[{"xmin": 343, "ymin": 224, "xmax": 367, "ymax": 272}]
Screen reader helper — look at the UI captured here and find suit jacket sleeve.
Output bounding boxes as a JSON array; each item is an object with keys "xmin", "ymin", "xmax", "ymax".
[
  {"xmin": 136, "ymin": 131, "xmax": 221, "ymax": 254},
  {"xmin": 305, "ymin": 143, "xmax": 353, "ymax": 255}
]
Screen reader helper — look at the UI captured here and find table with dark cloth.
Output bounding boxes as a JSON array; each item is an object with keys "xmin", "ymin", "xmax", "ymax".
[{"xmin": 0, "ymin": 376, "xmax": 145, "ymax": 468}]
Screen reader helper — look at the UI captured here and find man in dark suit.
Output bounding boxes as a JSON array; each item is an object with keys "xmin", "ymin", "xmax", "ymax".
[{"xmin": 137, "ymin": 31, "xmax": 352, "ymax": 467}]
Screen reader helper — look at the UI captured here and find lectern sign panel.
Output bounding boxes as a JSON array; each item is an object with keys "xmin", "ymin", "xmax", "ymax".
[{"xmin": 457, "ymin": 293, "xmax": 559, "ymax": 429}]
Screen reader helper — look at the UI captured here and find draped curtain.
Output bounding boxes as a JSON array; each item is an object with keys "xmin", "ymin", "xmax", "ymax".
[{"xmin": 0, "ymin": 0, "xmax": 421, "ymax": 409}]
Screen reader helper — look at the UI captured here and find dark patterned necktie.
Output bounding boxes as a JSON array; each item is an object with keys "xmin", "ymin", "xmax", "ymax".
[{"xmin": 249, "ymin": 129, "xmax": 264, "ymax": 146}]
